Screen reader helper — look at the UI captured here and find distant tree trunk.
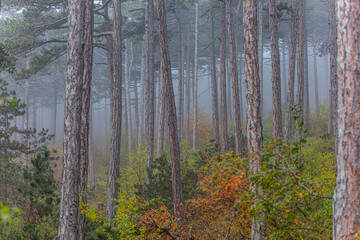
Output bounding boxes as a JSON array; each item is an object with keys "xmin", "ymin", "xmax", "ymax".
[
  {"xmin": 303, "ymin": 0, "xmax": 310, "ymax": 129},
  {"xmin": 104, "ymin": 96, "xmax": 108, "ymax": 136},
  {"xmin": 282, "ymin": 40, "xmax": 287, "ymax": 103},
  {"xmin": 139, "ymin": 42, "xmax": 146, "ymax": 144},
  {"xmin": 23, "ymin": 78, "xmax": 29, "ymax": 132},
  {"xmin": 185, "ymin": 28, "xmax": 191, "ymax": 142},
  {"xmin": 32, "ymin": 96, "xmax": 37, "ymax": 129},
  {"xmin": 284, "ymin": 0, "xmax": 298, "ymax": 145},
  {"xmin": 51, "ymin": 87, "xmax": 57, "ymax": 145},
  {"xmin": 106, "ymin": 0, "xmax": 122, "ymax": 223},
  {"xmin": 124, "ymin": 39, "xmax": 133, "ymax": 152},
  {"xmin": 59, "ymin": 0, "xmax": 93, "ymax": 238},
  {"xmin": 227, "ymin": 59, "xmax": 233, "ymax": 125},
  {"xmin": 226, "ymin": 0, "xmax": 242, "ymax": 154},
  {"xmin": 176, "ymin": 0, "xmax": 184, "ymax": 141},
  {"xmin": 328, "ymin": 0, "xmax": 337, "ymax": 136},
  {"xmin": 312, "ymin": 25, "xmax": 319, "ymax": 113},
  {"xmin": 130, "ymin": 41, "xmax": 139, "ymax": 134},
  {"xmin": 333, "ymin": 0, "xmax": 360, "ymax": 238},
  {"xmin": 296, "ymin": 0, "xmax": 305, "ymax": 137},
  {"xmin": 209, "ymin": 0, "xmax": 220, "ymax": 148},
  {"xmin": 220, "ymin": 1, "xmax": 228, "ymax": 153},
  {"xmin": 89, "ymin": 105, "xmax": 95, "ymax": 188},
  {"xmin": 192, "ymin": 3, "xmax": 199, "ymax": 149},
  {"xmin": 156, "ymin": 0, "xmax": 183, "ymax": 218},
  {"xmin": 243, "ymin": 0, "xmax": 265, "ymax": 239},
  {"xmin": 157, "ymin": 65, "xmax": 165, "ymax": 156},
  {"xmin": 145, "ymin": 0, "xmax": 155, "ymax": 185},
  {"xmin": 269, "ymin": 0, "xmax": 282, "ymax": 138},
  {"xmin": 258, "ymin": 0, "xmax": 264, "ymax": 116}
]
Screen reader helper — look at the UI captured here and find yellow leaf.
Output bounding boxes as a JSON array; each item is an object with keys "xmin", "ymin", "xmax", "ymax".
[{"xmin": 299, "ymin": 193, "xmax": 303, "ymax": 198}]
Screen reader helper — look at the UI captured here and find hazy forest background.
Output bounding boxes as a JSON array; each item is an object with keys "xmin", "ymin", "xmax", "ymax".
[{"xmin": 0, "ymin": 0, "xmax": 358, "ymax": 239}]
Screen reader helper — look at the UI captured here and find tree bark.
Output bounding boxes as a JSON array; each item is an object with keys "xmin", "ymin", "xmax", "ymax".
[
  {"xmin": 106, "ymin": 0, "xmax": 122, "ymax": 223},
  {"xmin": 145, "ymin": 0, "xmax": 155, "ymax": 185},
  {"xmin": 220, "ymin": 1, "xmax": 228, "ymax": 153},
  {"xmin": 209, "ymin": 0, "xmax": 220, "ymax": 149},
  {"xmin": 156, "ymin": 0, "xmax": 183, "ymax": 217},
  {"xmin": 333, "ymin": 0, "xmax": 360, "ymax": 238},
  {"xmin": 192, "ymin": 3, "xmax": 199, "ymax": 149},
  {"xmin": 243, "ymin": 0, "xmax": 265, "ymax": 239},
  {"xmin": 269, "ymin": 0, "xmax": 282, "ymax": 138},
  {"xmin": 226, "ymin": 0, "xmax": 242, "ymax": 154},
  {"xmin": 284, "ymin": 0, "xmax": 298, "ymax": 145},
  {"xmin": 157, "ymin": 64, "xmax": 166, "ymax": 156},
  {"xmin": 176, "ymin": 0, "xmax": 184, "ymax": 141},
  {"xmin": 59, "ymin": 0, "xmax": 93, "ymax": 238}
]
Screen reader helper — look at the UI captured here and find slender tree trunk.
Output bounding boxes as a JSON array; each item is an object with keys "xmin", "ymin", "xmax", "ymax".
[
  {"xmin": 59, "ymin": 0, "xmax": 93, "ymax": 238},
  {"xmin": 303, "ymin": 0, "xmax": 310, "ymax": 129},
  {"xmin": 104, "ymin": 96, "xmax": 108, "ymax": 136},
  {"xmin": 129, "ymin": 41, "xmax": 139, "ymax": 134},
  {"xmin": 333, "ymin": 0, "xmax": 360, "ymax": 238},
  {"xmin": 220, "ymin": 1, "xmax": 228, "ymax": 153},
  {"xmin": 284, "ymin": 0, "xmax": 298, "ymax": 145},
  {"xmin": 192, "ymin": 3, "xmax": 199, "ymax": 149},
  {"xmin": 328, "ymin": 0, "xmax": 337, "ymax": 136},
  {"xmin": 227, "ymin": 59, "xmax": 233, "ymax": 122},
  {"xmin": 243, "ymin": 0, "xmax": 265, "ymax": 239},
  {"xmin": 313, "ymin": 24, "xmax": 319, "ymax": 113},
  {"xmin": 145, "ymin": 0, "xmax": 155, "ymax": 185},
  {"xmin": 258, "ymin": 0, "xmax": 264, "ymax": 116},
  {"xmin": 296, "ymin": 0, "xmax": 305, "ymax": 137},
  {"xmin": 157, "ymin": 64, "xmax": 166, "ymax": 156},
  {"xmin": 32, "ymin": 96, "xmax": 37, "ymax": 129},
  {"xmin": 139, "ymin": 42, "xmax": 146, "ymax": 144},
  {"xmin": 156, "ymin": 0, "xmax": 183, "ymax": 217},
  {"xmin": 89, "ymin": 105, "xmax": 95, "ymax": 188},
  {"xmin": 23, "ymin": 78, "xmax": 29, "ymax": 132},
  {"xmin": 209, "ymin": 0, "xmax": 220, "ymax": 148},
  {"xmin": 269, "ymin": 0, "xmax": 282, "ymax": 138},
  {"xmin": 235, "ymin": 1, "xmax": 244, "ymax": 125},
  {"xmin": 106, "ymin": 0, "xmax": 122, "ymax": 223},
  {"xmin": 185, "ymin": 28, "xmax": 191, "ymax": 142},
  {"xmin": 124, "ymin": 39, "xmax": 133, "ymax": 152},
  {"xmin": 176, "ymin": 0, "xmax": 184, "ymax": 141},
  {"xmin": 282, "ymin": 40, "xmax": 287, "ymax": 103},
  {"xmin": 226, "ymin": 0, "xmax": 242, "ymax": 154},
  {"xmin": 51, "ymin": 88, "xmax": 57, "ymax": 145}
]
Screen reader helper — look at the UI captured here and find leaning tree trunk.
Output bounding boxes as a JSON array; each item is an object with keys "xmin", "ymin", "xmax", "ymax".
[
  {"xmin": 156, "ymin": 0, "xmax": 183, "ymax": 218},
  {"xmin": 243, "ymin": 0, "xmax": 265, "ymax": 239},
  {"xmin": 328, "ymin": 0, "xmax": 337, "ymax": 136},
  {"xmin": 106, "ymin": 0, "xmax": 122, "ymax": 223},
  {"xmin": 176, "ymin": 0, "xmax": 184, "ymax": 140},
  {"xmin": 220, "ymin": 1, "xmax": 228, "ymax": 153},
  {"xmin": 209, "ymin": 0, "xmax": 220, "ymax": 148},
  {"xmin": 226, "ymin": 0, "xmax": 242, "ymax": 154},
  {"xmin": 59, "ymin": 0, "xmax": 93, "ymax": 238},
  {"xmin": 333, "ymin": 0, "xmax": 360, "ymax": 238},
  {"xmin": 284, "ymin": 0, "xmax": 298, "ymax": 145},
  {"xmin": 269, "ymin": 0, "xmax": 282, "ymax": 138},
  {"xmin": 145, "ymin": 0, "xmax": 155, "ymax": 185},
  {"xmin": 192, "ymin": 3, "xmax": 199, "ymax": 149}
]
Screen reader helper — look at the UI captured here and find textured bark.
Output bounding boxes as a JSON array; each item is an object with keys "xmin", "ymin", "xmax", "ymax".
[
  {"xmin": 139, "ymin": 42, "xmax": 146, "ymax": 144},
  {"xmin": 124, "ymin": 39, "xmax": 133, "ymax": 152},
  {"xmin": 192, "ymin": 3, "xmax": 199, "ymax": 149},
  {"xmin": 312, "ymin": 26, "xmax": 319, "ymax": 113},
  {"xmin": 328, "ymin": 0, "xmax": 337, "ymax": 136},
  {"xmin": 156, "ymin": 0, "xmax": 183, "ymax": 217},
  {"xmin": 284, "ymin": 0, "xmax": 298, "ymax": 145},
  {"xmin": 185, "ymin": 28, "xmax": 191, "ymax": 142},
  {"xmin": 226, "ymin": 0, "xmax": 242, "ymax": 154},
  {"xmin": 176, "ymin": 0, "xmax": 184, "ymax": 141},
  {"xmin": 296, "ymin": 0, "xmax": 305, "ymax": 137},
  {"xmin": 59, "ymin": 0, "xmax": 93, "ymax": 238},
  {"xmin": 157, "ymin": 64, "xmax": 165, "ymax": 156},
  {"xmin": 258, "ymin": 0, "xmax": 264, "ymax": 116},
  {"xmin": 106, "ymin": 0, "xmax": 122, "ymax": 223},
  {"xmin": 243, "ymin": 0, "xmax": 265, "ymax": 239},
  {"xmin": 269, "ymin": 0, "xmax": 282, "ymax": 138},
  {"xmin": 209, "ymin": 0, "xmax": 220, "ymax": 148},
  {"xmin": 220, "ymin": 1, "xmax": 228, "ymax": 153},
  {"xmin": 333, "ymin": 0, "xmax": 360, "ymax": 238},
  {"xmin": 145, "ymin": 0, "xmax": 155, "ymax": 185}
]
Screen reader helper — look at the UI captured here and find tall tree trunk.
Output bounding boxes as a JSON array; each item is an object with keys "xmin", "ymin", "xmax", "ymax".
[
  {"xmin": 269, "ymin": 0, "xmax": 282, "ymax": 138},
  {"xmin": 312, "ymin": 24, "xmax": 319, "ymax": 113},
  {"xmin": 296, "ymin": 0, "xmax": 305, "ymax": 137},
  {"xmin": 209, "ymin": 0, "xmax": 220, "ymax": 148},
  {"xmin": 226, "ymin": 59, "xmax": 233, "ymax": 123},
  {"xmin": 51, "ymin": 87, "xmax": 57, "ymax": 145},
  {"xmin": 32, "ymin": 96, "xmax": 37, "ymax": 129},
  {"xmin": 243, "ymin": 0, "xmax": 265, "ymax": 239},
  {"xmin": 328, "ymin": 0, "xmax": 337, "ymax": 136},
  {"xmin": 185, "ymin": 28, "xmax": 191, "ymax": 142},
  {"xmin": 284, "ymin": 0, "xmax": 298, "ymax": 145},
  {"xmin": 176, "ymin": 0, "xmax": 184, "ymax": 140},
  {"xmin": 226, "ymin": 0, "xmax": 242, "ymax": 154},
  {"xmin": 303, "ymin": 0, "xmax": 310, "ymax": 129},
  {"xmin": 220, "ymin": 1, "xmax": 228, "ymax": 153},
  {"xmin": 106, "ymin": 0, "xmax": 122, "ymax": 223},
  {"xmin": 124, "ymin": 39, "xmax": 133, "ymax": 152},
  {"xmin": 89, "ymin": 105, "xmax": 95, "ymax": 188},
  {"xmin": 59, "ymin": 0, "xmax": 93, "ymax": 237},
  {"xmin": 333, "ymin": 0, "xmax": 360, "ymax": 237},
  {"xmin": 258, "ymin": 0, "xmax": 264, "ymax": 116},
  {"xmin": 157, "ymin": 64, "xmax": 165, "ymax": 156},
  {"xmin": 192, "ymin": 3, "xmax": 199, "ymax": 149},
  {"xmin": 130, "ymin": 41, "xmax": 139, "ymax": 134},
  {"xmin": 282, "ymin": 40, "xmax": 287, "ymax": 103},
  {"xmin": 156, "ymin": 0, "xmax": 183, "ymax": 217},
  {"xmin": 139, "ymin": 42, "xmax": 146, "ymax": 144},
  {"xmin": 145, "ymin": 0, "xmax": 155, "ymax": 185}
]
